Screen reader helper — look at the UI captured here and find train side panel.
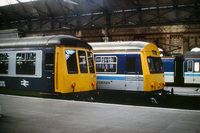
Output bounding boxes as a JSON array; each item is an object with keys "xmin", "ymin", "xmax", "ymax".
[
  {"xmin": 94, "ymin": 53, "xmax": 144, "ymax": 91},
  {"xmin": 0, "ymin": 48, "xmax": 55, "ymax": 92}
]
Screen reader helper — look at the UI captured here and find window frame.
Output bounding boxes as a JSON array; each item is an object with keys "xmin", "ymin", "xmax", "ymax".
[
  {"xmin": 16, "ymin": 52, "xmax": 36, "ymax": 75},
  {"xmin": 0, "ymin": 50, "xmax": 42, "ymax": 78}
]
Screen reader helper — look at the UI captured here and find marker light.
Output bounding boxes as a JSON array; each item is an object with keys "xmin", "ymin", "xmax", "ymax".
[
  {"xmin": 163, "ymin": 81, "xmax": 166, "ymax": 86},
  {"xmin": 72, "ymin": 82, "xmax": 76, "ymax": 88},
  {"xmin": 151, "ymin": 83, "xmax": 155, "ymax": 87},
  {"xmin": 92, "ymin": 81, "xmax": 96, "ymax": 86}
]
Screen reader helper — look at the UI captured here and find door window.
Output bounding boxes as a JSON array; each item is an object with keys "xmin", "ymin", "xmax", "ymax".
[
  {"xmin": 126, "ymin": 57, "xmax": 136, "ymax": 73},
  {"xmin": 45, "ymin": 53, "xmax": 54, "ymax": 70}
]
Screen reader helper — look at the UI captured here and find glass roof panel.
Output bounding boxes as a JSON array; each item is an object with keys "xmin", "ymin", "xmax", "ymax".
[{"xmin": 0, "ymin": 0, "xmax": 37, "ymax": 7}]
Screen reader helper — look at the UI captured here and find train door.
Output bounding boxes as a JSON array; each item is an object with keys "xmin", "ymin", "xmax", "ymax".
[
  {"xmin": 186, "ymin": 60, "xmax": 200, "ymax": 84},
  {"xmin": 44, "ymin": 52, "xmax": 54, "ymax": 92},
  {"xmin": 125, "ymin": 54, "xmax": 143, "ymax": 91}
]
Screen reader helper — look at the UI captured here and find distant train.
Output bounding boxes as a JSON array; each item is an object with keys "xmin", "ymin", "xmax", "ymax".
[
  {"xmin": 89, "ymin": 41, "xmax": 165, "ymax": 93},
  {"xmin": 0, "ymin": 35, "xmax": 96, "ymax": 94},
  {"xmin": 162, "ymin": 51, "xmax": 200, "ymax": 87}
]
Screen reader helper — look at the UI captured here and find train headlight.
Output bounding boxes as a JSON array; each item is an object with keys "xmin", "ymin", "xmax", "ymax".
[
  {"xmin": 92, "ymin": 81, "xmax": 96, "ymax": 86},
  {"xmin": 72, "ymin": 82, "xmax": 76, "ymax": 88},
  {"xmin": 163, "ymin": 81, "xmax": 166, "ymax": 86},
  {"xmin": 151, "ymin": 83, "xmax": 155, "ymax": 88}
]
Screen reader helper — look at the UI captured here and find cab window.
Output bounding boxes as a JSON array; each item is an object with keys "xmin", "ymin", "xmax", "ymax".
[
  {"xmin": 147, "ymin": 57, "xmax": 164, "ymax": 74},
  {"xmin": 87, "ymin": 52, "xmax": 95, "ymax": 73},
  {"xmin": 65, "ymin": 50, "xmax": 78, "ymax": 74},
  {"xmin": 78, "ymin": 51, "xmax": 88, "ymax": 73}
]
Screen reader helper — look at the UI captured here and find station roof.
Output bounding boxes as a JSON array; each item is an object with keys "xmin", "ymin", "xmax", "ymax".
[{"xmin": 0, "ymin": 0, "xmax": 199, "ymax": 32}]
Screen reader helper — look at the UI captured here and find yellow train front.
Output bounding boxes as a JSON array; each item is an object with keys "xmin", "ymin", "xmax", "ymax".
[
  {"xmin": 0, "ymin": 35, "xmax": 96, "ymax": 94},
  {"xmin": 89, "ymin": 41, "xmax": 165, "ymax": 93},
  {"xmin": 140, "ymin": 42, "xmax": 165, "ymax": 92}
]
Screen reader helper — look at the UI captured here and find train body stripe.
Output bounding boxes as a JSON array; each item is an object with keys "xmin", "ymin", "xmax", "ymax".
[
  {"xmin": 164, "ymin": 73, "xmax": 174, "ymax": 76},
  {"xmin": 184, "ymin": 74, "xmax": 200, "ymax": 77},
  {"xmin": 97, "ymin": 75, "xmax": 125, "ymax": 80}
]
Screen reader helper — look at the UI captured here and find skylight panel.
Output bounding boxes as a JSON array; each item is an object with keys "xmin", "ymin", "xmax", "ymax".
[{"xmin": 0, "ymin": 0, "xmax": 37, "ymax": 7}]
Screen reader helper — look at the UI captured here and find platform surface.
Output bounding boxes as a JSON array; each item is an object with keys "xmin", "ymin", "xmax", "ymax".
[
  {"xmin": 164, "ymin": 86, "xmax": 200, "ymax": 96},
  {"xmin": 0, "ymin": 94, "xmax": 200, "ymax": 133}
]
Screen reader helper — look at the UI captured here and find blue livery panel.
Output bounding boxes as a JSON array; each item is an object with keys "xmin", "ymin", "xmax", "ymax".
[{"xmin": 94, "ymin": 53, "xmax": 144, "ymax": 91}]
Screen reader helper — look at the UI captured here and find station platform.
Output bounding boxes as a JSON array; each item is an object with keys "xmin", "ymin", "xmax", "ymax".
[
  {"xmin": 164, "ymin": 86, "xmax": 200, "ymax": 97},
  {"xmin": 0, "ymin": 94, "xmax": 200, "ymax": 133}
]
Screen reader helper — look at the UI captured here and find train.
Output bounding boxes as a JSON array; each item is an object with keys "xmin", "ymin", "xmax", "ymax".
[
  {"xmin": 0, "ymin": 35, "xmax": 96, "ymax": 94},
  {"xmin": 162, "ymin": 50, "xmax": 200, "ymax": 87},
  {"xmin": 89, "ymin": 41, "xmax": 165, "ymax": 94}
]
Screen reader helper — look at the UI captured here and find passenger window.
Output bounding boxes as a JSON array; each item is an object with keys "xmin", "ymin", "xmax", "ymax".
[
  {"xmin": 127, "ymin": 57, "xmax": 136, "ymax": 73},
  {"xmin": 95, "ymin": 56, "xmax": 117, "ymax": 73},
  {"xmin": 87, "ymin": 52, "xmax": 95, "ymax": 73},
  {"xmin": 78, "ymin": 51, "xmax": 88, "ymax": 73},
  {"xmin": 0, "ymin": 53, "xmax": 9, "ymax": 74},
  {"xmin": 187, "ymin": 61, "xmax": 193, "ymax": 72},
  {"xmin": 45, "ymin": 53, "xmax": 54, "ymax": 70},
  {"xmin": 65, "ymin": 50, "xmax": 78, "ymax": 74},
  {"xmin": 194, "ymin": 62, "xmax": 200, "ymax": 72},
  {"xmin": 16, "ymin": 53, "xmax": 36, "ymax": 75}
]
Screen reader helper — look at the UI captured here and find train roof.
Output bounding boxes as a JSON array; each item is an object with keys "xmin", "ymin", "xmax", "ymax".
[
  {"xmin": 184, "ymin": 51, "xmax": 200, "ymax": 58},
  {"xmin": 89, "ymin": 41, "xmax": 150, "ymax": 51},
  {"xmin": 0, "ymin": 35, "xmax": 92, "ymax": 49}
]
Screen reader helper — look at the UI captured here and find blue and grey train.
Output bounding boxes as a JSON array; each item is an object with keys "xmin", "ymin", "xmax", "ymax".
[
  {"xmin": 89, "ymin": 41, "xmax": 165, "ymax": 93},
  {"xmin": 0, "ymin": 35, "xmax": 96, "ymax": 94},
  {"xmin": 162, "ymin": 51, "xmax": 200, "ymax": 87}
]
